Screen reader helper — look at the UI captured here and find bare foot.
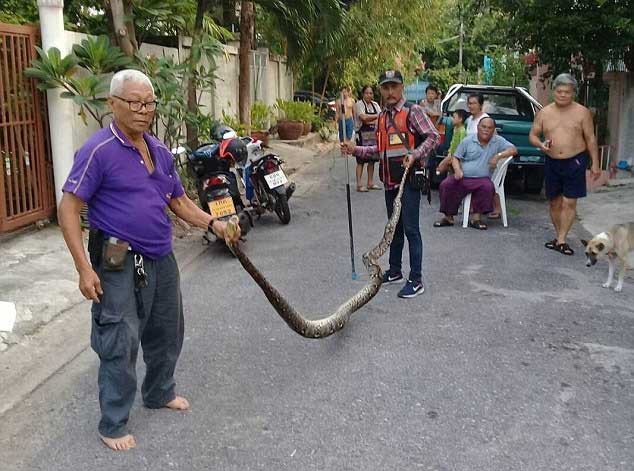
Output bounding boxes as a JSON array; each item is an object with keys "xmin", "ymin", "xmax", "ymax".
[
  {"xmin": 164, "ymin": 396, "xmax": 190, "ymax": 410},
  {"xmin": 99, "ymin": 433, "xmax": 136, "ymax": 451}
]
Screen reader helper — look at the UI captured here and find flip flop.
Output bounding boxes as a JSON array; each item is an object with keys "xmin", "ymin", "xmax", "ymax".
[
  {"xmin": 468, "ymin": 220, "xmax": 488, "ymax": 230},
  {"xmin": 367, "ymin": 185, "xmax": 382, "ymax": 190},
  {"xmin": 556, "ymin": 242, "xmax": 574, "ymax": 256},
  {"xmin": 488, "ymin": 212, "xmax": 501, "ymax": 220},
  {"xmin": 545, "ymin": 239, "xmax": 558, "ymax": 250},
  {"xmin": 433, "ymin": 218, "xmax": 454, "ymax": 227},
  {"xmin": 356, "ymin": 186, "xmax": 369, "ymax": 192}
]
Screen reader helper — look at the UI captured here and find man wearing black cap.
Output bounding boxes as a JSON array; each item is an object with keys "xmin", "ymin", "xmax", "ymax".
[{"xmin": 342, "ymin": 70, "xmax": 439, "ymax": 298}]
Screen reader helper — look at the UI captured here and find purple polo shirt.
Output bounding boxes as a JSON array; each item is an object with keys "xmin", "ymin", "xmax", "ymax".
[{"xmin": 63, "ymin": 123, "xmax": 185, "ymax": 259}]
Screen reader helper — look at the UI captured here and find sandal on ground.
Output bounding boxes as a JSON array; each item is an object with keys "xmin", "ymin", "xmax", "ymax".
[
  {"xmin": 433, "ymin": 218, "xmax": 454, "ymax": 227},
  {"xmin": 545, "ymin": 239, "xmax": 558, "ymax": 250},
  {"xmin": 367, "ymin": 184, "xmax": 382, "ymax": 190},
  {"xmin": 556, "ymin": 242, "xmax": 574, "ymax": 256},
  {"xmin": 356, "ymin": 186, "xmax": 368, "ymax": 192},
  {"xmin": 468, "ymin": 220, "xmax": 488, "ymax": 230},
  {"xmin": 488, "ymin": 212, "xmax": 501, "ymax": 220}
]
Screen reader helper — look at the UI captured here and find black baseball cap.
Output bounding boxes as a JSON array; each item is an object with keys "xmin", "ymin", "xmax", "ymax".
[{"xmin": 378, "ymin": 70, "xmax": 404, "ymax": 85}]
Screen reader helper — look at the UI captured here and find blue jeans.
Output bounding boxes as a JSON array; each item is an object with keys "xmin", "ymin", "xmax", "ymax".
[{"xmin": 384, "ymin": 183, "xmax": 423, "ymax": 283}]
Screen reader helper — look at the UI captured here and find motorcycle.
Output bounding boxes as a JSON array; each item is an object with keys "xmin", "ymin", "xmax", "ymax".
[
  {"xmin": 241, "ymin": 136, "xmax": 295, "ymax": 224},
  {"xmin": 184, "ymin": 128, "xmax": 253, "ymax": 244}
]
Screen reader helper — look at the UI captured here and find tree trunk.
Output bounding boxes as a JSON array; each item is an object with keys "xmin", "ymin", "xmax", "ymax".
[
  {"xmin": 238, "ymin": 1, "xmax": 254, "ymax": 128},
  {"xmin": 186, "ymin": 0, "xmax": 210, "ymax": 148},
  {"xmin": 105, "ymin": 0, "xmax": 138, "ymax": 56},
  {"xmin": 321, "ymin": 62, "xmax": 331, "ymax": 100}
]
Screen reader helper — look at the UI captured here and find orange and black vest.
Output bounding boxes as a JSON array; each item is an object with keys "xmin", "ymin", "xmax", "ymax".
[{"xmin": 376, "ymin": 105, "xmax": 424, "ymax": 187}]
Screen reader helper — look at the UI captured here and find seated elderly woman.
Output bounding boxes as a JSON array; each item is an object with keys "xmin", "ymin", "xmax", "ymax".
[{"xmin": 433, "ymin": 117, "xmax": 517, "ymax": 230}]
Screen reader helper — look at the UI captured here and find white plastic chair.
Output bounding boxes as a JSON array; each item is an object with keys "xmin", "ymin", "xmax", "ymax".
[{"xmin": 462, "ymin": 156, "xmax": 513, "ymax": 228}]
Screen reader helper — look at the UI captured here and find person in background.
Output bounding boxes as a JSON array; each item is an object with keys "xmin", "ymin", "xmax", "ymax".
[
  {"xmin": 353, "ymin": 85, "xmax": 382, "ymax": 191},
  {"xmin": 465, "ymin": 92, "xmax": 505, "ymax": 219},
  {"xmin": 342, "ymin": 70, "xmax": 439, "ymax": 299},
  {"xmin": 336, "ymin": 86, "xmax": 355, "ymax": 144},
  {"xmin": 420, "ymin": 84, "xmax": 441, "ymax": 125},
  {"xmin": 434, "ymin": 117, "xmax": 517, "ymax": 230},
  {"xmin": 436, "ymin": 109, "xmax": 467, "ymax": 175},
  {"xmin": 529, "ymin": 73, "xmax": 601, "ymax": 256},
  {"xmin": 465, "ymin": 93, "xmax": 489, "ymax": 135}
]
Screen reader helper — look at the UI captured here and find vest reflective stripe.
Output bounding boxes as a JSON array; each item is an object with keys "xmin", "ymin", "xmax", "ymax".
[{"xmin": 377, "ymin": 107, "xmax": 416, "ymax": 186}]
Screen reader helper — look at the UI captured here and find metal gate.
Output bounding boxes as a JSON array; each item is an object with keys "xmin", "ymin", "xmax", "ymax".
[{"xmin": 0, "ymin": 23, "xmax": 55, "ymax": 233}]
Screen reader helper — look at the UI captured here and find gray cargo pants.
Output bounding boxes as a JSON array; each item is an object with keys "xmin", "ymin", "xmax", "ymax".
[{"xmin": 90, "ymin": 250, "xmax": 184, "ymax": 438}]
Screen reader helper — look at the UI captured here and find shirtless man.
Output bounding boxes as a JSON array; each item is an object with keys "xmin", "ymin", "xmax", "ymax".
[{"xmin": 529, "ymin": 73, "xmax": 601, "ymax": 256}]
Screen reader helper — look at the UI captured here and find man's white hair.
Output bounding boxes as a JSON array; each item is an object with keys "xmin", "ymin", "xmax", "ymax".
[
  {"xmin": 553, "ymin": 73, "xmax": 577, "ymax": 92},
  {"xmin": 109, "ymin": 69, "xmax": 155, "ymax": 96}
]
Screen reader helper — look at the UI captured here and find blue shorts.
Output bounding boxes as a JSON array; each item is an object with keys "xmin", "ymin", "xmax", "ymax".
[
  {"xmin": 338, "ymin": 118, "xmax": 354, "ymax": 142},
  {"xmin": 544, "ymin": 152, "xmax": 587, "ymax": 200}
]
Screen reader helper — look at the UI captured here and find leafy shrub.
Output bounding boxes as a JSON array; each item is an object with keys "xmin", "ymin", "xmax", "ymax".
[{"xmin": 251, "ymin": 101, "xmax": 272, "ymax": 130}]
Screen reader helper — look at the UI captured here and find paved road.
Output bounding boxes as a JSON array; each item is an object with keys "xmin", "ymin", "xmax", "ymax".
[{"xmin": 1, "ymin": 152, "xmax": 633, "ymax": 470}]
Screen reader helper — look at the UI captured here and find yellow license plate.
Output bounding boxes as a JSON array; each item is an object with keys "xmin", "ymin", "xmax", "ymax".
[{"xmin": 208, "ymin": 197, "xmax": 236, "ymax": 218}]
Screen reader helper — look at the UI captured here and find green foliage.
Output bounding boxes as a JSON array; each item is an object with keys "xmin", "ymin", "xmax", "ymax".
[
  {"xmin": 318, "ymin": 124, "xmax": 333, "ymax": 141},
  {"xmin": 296, "ymin": 0, "xmax": 443, "ymax": 96},
  {"xmin": 275, "ymin": 99, "xmax": 316, "ymax": 122},
  {"xmin": 485, "ymin": 49, "xmax": 530, "ymax": 88},
  {"xmin": 221, "ymin": 110, "xmax": 248, "ymax": 136},
  {"xmin": 137, "ymin": 54, "xmax": 188, "ymax": 149},
  {"xmin": 423, "ymin": 66, "xmax": 464, "ymax": 92},
  {"xmin": 0, "ymin": 0, "xmax": 38, "ymax": 24},
  {"xmin": 251, "ymin": 101, "xmax": 273, "ymax": 130},
  {"xmin": 492, "ymin": 0, "xmax": 634, "ymax": 72},
  {"xmin": 25, "ymin": 45, "xmax": 116, "ymax": 127},
  {"xmin": 72, "ymin": 36, "xmax": 134, "ymax": 75}
]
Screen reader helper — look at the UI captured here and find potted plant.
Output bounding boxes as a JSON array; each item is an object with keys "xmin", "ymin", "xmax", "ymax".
[
  {"xmin": 297, "ymin": 101, "xmax": 314, "ymax": 135},
  {"xmin": 275, "ymin": 99, "xmax": 304, "ymax": 140},
  {"xmin": 251, "ymin": 101, "xmax": 272, "ymax": 146}
]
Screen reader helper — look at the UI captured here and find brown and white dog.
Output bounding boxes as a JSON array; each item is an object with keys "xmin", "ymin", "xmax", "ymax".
[{"xmin": 581, "ymin": 223, "xmax": 634, "ymax": 292}]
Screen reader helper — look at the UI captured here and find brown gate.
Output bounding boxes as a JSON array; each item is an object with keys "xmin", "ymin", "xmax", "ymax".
[{"xmin": 0, "ymin": 23, "xmax": 55, "ymax": 233}]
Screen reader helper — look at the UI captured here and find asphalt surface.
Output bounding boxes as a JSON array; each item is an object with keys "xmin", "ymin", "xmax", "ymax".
[{"xmin": 1, "ymin": 151, "xmax": 633, "ymax": 471}]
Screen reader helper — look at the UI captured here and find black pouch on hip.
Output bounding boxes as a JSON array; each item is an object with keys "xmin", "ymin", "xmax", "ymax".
[
  {"xmin": 87, "ymin": 229, "xmax": 104, "ymax": 267},
  {"xmin": 102, "ymin": 237, "xmax": 130, "ymax": 271},
  {"xmin": 409, "ymin": 166, "xmax": 427, "ymax": 191}
]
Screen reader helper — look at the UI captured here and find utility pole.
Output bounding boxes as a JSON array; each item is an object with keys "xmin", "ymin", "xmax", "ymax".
[{"xmin": 458, "ymin": 12, "xmax": 464, "ymax": 82}]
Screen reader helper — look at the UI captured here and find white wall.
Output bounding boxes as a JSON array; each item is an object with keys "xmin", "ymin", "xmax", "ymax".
[{"xmin": 61, "ymin": 31, "xmax": 293, "ymax": 152}]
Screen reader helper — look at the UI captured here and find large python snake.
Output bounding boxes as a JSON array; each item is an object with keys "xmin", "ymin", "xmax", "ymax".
[{"xmin": 226, "ymin": 167, "xmax": 411, "ymax": 339}]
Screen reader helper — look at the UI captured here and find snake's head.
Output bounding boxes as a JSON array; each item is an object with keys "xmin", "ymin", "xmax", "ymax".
[{"xmin": 225, "ymin": 215, "xmax": 241, "ymax": 250}]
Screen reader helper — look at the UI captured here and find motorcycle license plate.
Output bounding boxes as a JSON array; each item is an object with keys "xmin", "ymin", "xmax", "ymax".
[
  {"xmin": 208, "ymin": 197, "xmax": 236, "ymax": 218},
  {"xmin": 264, "ymin": 170, "xmax": 288, "ymax": 189}
]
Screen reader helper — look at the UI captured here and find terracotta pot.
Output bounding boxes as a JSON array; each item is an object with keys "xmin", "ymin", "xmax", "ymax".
[
  {"xmin": 302, "ymin": 121, "xmax": 311, "ymax": 135},
  {"xmin": 277, "ymin": 120, "xmax": 304, "ymax": 140},
  {"xmin": 251, "ymin": 130, "xmax": 270, "ymax": 147}
]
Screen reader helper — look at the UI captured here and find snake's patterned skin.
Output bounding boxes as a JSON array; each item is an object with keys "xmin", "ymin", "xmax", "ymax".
[{"xmin": 227, "ymin": 167, "xmax": 410, "ymax": 339}]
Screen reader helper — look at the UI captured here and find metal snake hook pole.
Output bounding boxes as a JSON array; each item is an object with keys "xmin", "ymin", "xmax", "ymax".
[{"xmin": 340, "ymin": 91, "xmax": 358, "ymax": 280}]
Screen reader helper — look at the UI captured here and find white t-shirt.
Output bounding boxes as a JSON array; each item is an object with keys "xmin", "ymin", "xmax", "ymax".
[
  {"xmin": 465, "ymin": 112, "xmax": 490, "ymax": 135},
  {"xmin": 354, "ymin": 99, "xmax": 381, "ymax": 131}
]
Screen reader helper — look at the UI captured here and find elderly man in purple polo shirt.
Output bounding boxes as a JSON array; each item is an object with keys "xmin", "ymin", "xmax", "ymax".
[{"xmin": 58, "ymin": 69, "xmax": 240, "ymax": 451}]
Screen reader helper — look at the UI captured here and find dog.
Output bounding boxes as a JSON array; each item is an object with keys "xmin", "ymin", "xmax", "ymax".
[{"xmin": 581, "ymin": 222, "xmax": 634, "ymax": 292}]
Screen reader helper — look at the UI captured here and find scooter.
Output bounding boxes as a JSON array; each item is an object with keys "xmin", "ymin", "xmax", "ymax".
[
  {"xmin": 184, "ymin": 132, "xmax": 253, "ymax": 244},
  {"xmin": 240, "ymin": 136, "xmax": 295, "ymax": 224}
]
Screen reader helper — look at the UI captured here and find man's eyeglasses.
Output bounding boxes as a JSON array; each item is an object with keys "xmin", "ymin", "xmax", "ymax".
[{"xmin": 111, "ymin": 95, "xmax": 157, "ymax": 112}]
